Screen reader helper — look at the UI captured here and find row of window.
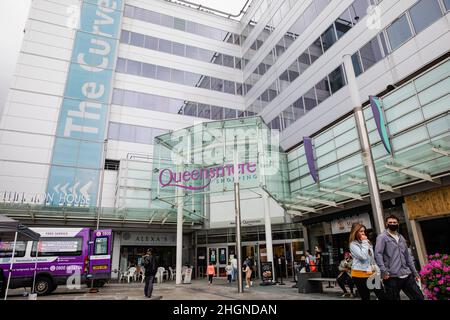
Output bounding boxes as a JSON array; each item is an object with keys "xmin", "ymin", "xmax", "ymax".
[
  {"xmin": 241, "ymin": 0, "xmax": 277, "ymax": 46},
  {"xmin": 111, "ymin": 88, "xmax": 253, "ymax": 121},
  {"xmin": 115, "ymin": 58, "xmax": 243, "ymax": 96},
  {"xmin": 243, "ymin": 0, "xmax": 331, "ymax": 77},
  {"xmin": 270, "ymin": 0, "xmax": 449, "ymax": 132},
  {"xmin": 269, "ymin": 65, "xmax": 347, "ymax": 131},
  {"xmin": 108, "ymin": 122, "xmax": 168, "ymax": 145},
  {"xmin": 124, "ymin": 5, "xmax": 241, "ymax": 44},
  {"xmin": 244, "ymin": 0, "xmax": 372, "ymax": 99},
  {"xmin": 120, "ymin": 30, "xmax": 244, "ymax": 70}
]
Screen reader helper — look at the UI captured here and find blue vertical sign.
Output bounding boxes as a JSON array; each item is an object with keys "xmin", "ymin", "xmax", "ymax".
[{"xmin": 46, "ymin": 0, "xmax": 123, "ymax": 206}]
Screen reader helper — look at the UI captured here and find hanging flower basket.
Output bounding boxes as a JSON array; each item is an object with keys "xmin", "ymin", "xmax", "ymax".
[{"xmin": 419, "ymin": 253, "xmax": 450, "ymax": 300}]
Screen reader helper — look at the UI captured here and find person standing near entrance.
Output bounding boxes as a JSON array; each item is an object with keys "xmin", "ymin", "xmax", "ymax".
[
  {"xmin": 314, "ymin": 246, "xmax": 322, "ymax": 273},
  {"xmin": 143, "ymin": 248, "xmax": 157, "ymax": 298},
  {"xmin": 207, "ymin": 262, "xmax": 216, "ymax": 285},
  {"xmin": 225, "ymin": 261, "xmax": 233, "ymax": 283},
  {"xmin": 231, "ymin": 255, "xmax": 238, "ymax": 281},
  {"xmin": 349, "ymin": 223, "xmax": 384, "ymax": 300},
  {"xmin": 375, "ymin": 215, "xmax": 424, "ymax": 300}
]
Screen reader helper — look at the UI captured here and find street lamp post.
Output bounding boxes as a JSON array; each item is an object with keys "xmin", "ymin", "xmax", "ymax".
[
  {"xmin": 233, "ymin": 136, "xmax": 243, "ymax": 293},
  {"xmin": 343, "ymin": 55, "xmax": 385, "ymax": 234}
]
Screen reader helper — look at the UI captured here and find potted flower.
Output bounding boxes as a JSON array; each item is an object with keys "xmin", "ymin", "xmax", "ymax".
[{"xmin": 419, "ymin": 253, "xmax": 450, "ymax": 300}]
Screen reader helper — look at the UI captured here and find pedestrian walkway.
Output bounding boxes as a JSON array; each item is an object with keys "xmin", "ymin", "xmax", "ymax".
[{"xmin": 5, "ymin": 278, "xmax": 366, "ymax": 300}]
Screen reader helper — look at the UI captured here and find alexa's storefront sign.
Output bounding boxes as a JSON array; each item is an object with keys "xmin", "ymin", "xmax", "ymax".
[
  {"xmin": 121, "ymin": 232, "xmax": 176, "ymax": 246},
  {"xmin": 158, "ymin": 162, "xmax": 257, "ymax": 190}
]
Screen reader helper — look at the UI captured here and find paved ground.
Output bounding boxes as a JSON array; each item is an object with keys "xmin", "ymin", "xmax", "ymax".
[{"xmin": 5, "ymin": 278, "xmax": 373, "ymax": 300}]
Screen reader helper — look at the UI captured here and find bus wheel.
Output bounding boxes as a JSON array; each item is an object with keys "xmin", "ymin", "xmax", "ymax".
[{"xmin": 35, "ymin": 277, "xmax": 52, "ymax": 295}]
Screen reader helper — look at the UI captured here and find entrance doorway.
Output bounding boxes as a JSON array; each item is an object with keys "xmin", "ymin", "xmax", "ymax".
[{"xmin": 208, "ymin": 247, "xmax": 228, "ymax": 277}]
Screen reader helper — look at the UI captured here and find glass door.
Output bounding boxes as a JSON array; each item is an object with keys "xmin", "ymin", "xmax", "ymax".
[{"xmin": 208, "ymin": 247, "xmax": 227, "ymax": 277}]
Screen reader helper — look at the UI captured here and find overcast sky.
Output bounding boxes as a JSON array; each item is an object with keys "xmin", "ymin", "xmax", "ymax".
[{"xmin": 0, "ymin": 0, "xmax": 247, "ymax": 114}]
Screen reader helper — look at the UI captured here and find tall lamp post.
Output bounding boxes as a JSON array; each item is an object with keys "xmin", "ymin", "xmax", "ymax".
[
  {"xmin": 233, "ymin": 135, "xmax": 243, "ymax": 293},
  {"xmin": 343, "ymin": 55, "xmax": 385, "ymax": 234}
]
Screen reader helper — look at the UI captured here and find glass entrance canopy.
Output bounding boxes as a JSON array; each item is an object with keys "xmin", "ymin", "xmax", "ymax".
[{"xmin": 150, "ymin": 117, "xmax": 290, "ymax": 223}]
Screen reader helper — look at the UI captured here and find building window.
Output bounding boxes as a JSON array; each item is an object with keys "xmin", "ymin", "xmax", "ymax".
[
  {"xmin": 386, "ymin": 14, "xmax": 413, "ymax": 51},
  {"xmin": 328, "ymin": 65, "xmax": 346, "ymax": 94},
  {"xmin": 409, "ymin": 0, "xmax": 442, "ymax": 34},
  {"xmin": 444, "ymin": 0, "xmax": 450, "ymax": 11},
  {"xmin": 359, "ymin": 36, "xmax": 383, "ymax": 71},
  {"xmin": 321, "ymin": 25, "xmax": 337, "ymax": 52}
]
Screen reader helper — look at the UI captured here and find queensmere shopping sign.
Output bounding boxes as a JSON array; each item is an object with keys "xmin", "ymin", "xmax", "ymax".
[
  {"xmin": 46, "ymin": 1, "xmax": 123, "ymax": 207},
  {"xmin": 159, "ymin": 162, "xmax": 257, "ymax": 190}
]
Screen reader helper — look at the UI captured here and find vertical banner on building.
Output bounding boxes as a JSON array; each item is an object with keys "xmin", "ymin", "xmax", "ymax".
[
  {"xmin": 303, "ymin": 137, "xmax": 318, "ymax": 183},
  {"xmin": 369, "ymin": 96, "xmax": 392, "ymax": 154},
  {"xmin": 46, "ymin": 1, "xmax": 123, "ymax": 206}
]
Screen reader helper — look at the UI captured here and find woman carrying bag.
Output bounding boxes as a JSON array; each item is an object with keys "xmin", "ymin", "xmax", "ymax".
[{"xmin": 349, "ymin": 223, "xmax": 385, "ymax": 300}]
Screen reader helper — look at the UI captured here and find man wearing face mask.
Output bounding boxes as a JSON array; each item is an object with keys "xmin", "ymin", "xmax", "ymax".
[{"xmin": 375, "ymin": 215, "xmax": 424, "ymax": 300}]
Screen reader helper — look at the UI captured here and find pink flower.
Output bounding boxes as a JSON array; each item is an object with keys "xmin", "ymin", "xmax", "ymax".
[
  {"xmin": 436, "ymin": 274, "xmax": 442, "ymax": 278},
  {"xmin": 438, "ymin": 280, "xmax": 444, "ymax": 285},
  {"xmin": 446, "ymin": 287, "xmax": 450, "ymax": 291},
  {"xmin": 434, "ymin": 287, "xmax": 440, "ymax": 292},
  {"xmin": 435, "ymin": 253, "xmax": 440, "ymax": 257}
]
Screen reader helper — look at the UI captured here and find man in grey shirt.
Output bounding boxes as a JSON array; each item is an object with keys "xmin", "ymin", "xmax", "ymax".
[{"xmin": 375, "ymin": 215, "xmax": 424, "ymax": 300}]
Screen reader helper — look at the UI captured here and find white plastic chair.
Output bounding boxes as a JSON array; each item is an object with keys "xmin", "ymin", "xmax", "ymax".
[
  {"xmin": 156, "ymin": 267, "xmax": 168, "ymax": 283},
  {"xmin": 168, "ymin": 267, "xmax": 175, "ymax": 281},
  {"xmin": 127, "ymin": 267, "xmax": 137, "ymax": 283}
]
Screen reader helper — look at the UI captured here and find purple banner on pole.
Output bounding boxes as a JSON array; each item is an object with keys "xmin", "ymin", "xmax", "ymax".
[
  {"xmin": 303, "ymin": 137, "xmax": 318, "ymax": 183},
  {"xmin": 369, "ymin": 96, "xmax": 392, "ymax": 154}
]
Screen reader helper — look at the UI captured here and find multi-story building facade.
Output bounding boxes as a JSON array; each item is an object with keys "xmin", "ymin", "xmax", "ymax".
[{"xmin": 1, "ymin": 0, "xmax": 449, "ymax": 280}]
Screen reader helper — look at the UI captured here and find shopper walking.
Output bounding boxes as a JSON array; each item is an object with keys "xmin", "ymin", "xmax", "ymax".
[
  {"xmin": 349, "ymin": 223, "xmax": 384, "ymax": 300},
  {"xmin": 243, "ymin": 261, "xmax": 252, "ymax": 288},
  {"xmin": 142, "ymin": 248, "xmax": 157, "ymax": 298},
  {"xmin": 207, "ymin": 262, "xmax": 216, "ymax": 285},
  {"xmin": 337, "ymin": 252, "xmax": 355, "ymax": 298},
  {"xmin": 375, "ymin": 215, "xmax": 424, "ymax": 300}
]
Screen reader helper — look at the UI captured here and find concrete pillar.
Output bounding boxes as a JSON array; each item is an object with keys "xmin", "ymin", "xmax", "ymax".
[{"xmin": 111, "ymin": 232, "xmax": 121, "ymax": 279}]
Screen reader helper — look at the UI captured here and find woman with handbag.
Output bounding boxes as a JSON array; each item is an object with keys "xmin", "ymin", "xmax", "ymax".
[{"xmin": 349, "ymin": 223, "xmax": 385, "ymax": 300}]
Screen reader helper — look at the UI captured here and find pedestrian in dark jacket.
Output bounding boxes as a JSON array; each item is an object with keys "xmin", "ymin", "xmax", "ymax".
[
  {"xmin": 143, "ymin": 248, "xmax": 157, "ymax": 298},
  {"xmin": 375, "ymin": 215, "xmax": 424, "ymax": 300}
]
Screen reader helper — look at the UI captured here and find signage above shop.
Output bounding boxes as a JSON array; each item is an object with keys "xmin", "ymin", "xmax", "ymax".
[
  {"xmin": 121, "ymin": 232, "xmax": 176, "ymax": 246},
  {"xmin": 331, "ymin": 213, "xmax": 372, "ymax": 234}
]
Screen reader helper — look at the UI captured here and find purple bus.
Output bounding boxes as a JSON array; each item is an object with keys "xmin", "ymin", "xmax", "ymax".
[{"xmin": 0, "ymin": 227, "xmax": 113, "ymax": 295}]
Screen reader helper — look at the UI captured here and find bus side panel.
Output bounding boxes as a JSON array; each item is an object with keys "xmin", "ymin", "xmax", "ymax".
[{"xmin": 89, "ymin": 229, "xmax": 112, "ymax": 280}]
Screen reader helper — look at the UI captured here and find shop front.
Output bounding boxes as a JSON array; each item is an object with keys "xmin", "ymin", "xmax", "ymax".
[
  {"xmin": 304, "ymin": 198, "xmax": 413, "ymax": 277},
  {"xmin": 404, "ymin": 185, "xmax": 450, "ymax": 268},
  {"xmin": 195, "ymin": 224, "xmax": 304, "ymax": 280},
  {"xmin": 116, "ymin": 231, "xmax": 181, "ymax": 274}
]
